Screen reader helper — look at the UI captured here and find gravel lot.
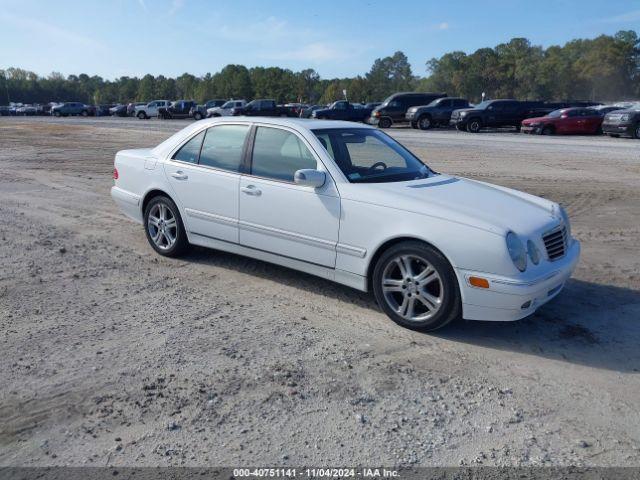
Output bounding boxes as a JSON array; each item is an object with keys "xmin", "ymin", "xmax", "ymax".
[{"xmin": 1, "ymin": 117, "xmax": 639, "ymax": 467}]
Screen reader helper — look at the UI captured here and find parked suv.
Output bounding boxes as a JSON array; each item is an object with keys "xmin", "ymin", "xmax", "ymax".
[
  {"xmin": 51, "ymin": 102, "xmax": 91, "ymax": 117},
  {"xmin": 191, "ymin": 99, "xmax": 226, "ymax": 120},
  {"xmin": 312, "ymin": 101, "xmax": 372, "ymax": 122},
  {"xmin": 450, "ymin": 100, "xmax": 550, "ymax": 133},
  {"xmin": 159, "ymin": 100, "xmax": 197, "ymax": 119},
  {"xmin": 134, "ymin": 100, "xmax": 171, "ymax": 119},
  {"xmin": 368, "ymin": 92, "xmax": 447, "ymax": 128},
  {"xmin": 406, "ymin": 97, "xmax": 471, "ymax": 130},
  {"xmin": 602, "ymin": 106, "xmax": 640, "ymax": 139},
  {"xmin": 231, "ymin": 99, "xmax": 293, "ymax": 117},
  {"xmin": 207, "ymin": 100, "xmax": 246, "ymax": 117}
]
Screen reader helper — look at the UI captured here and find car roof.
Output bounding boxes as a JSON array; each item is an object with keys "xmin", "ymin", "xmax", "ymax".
[{"xmin": 199, "ymin": 116, "xmax": 376, "ymax": 131}]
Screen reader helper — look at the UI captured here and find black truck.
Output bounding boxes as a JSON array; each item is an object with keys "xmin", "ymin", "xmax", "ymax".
[
  {"xmin": 450, "ymin": 99, "xmax": 556, "ymax": 133},
  {"xmin": 158, "ymin": 100, "xmax": 197, "ymax": 119},
  {"xmin": 367, "ymin": 92, "xmax": 447, "ymax": 128},
  {"xmin": 405, "ymin": 97, "xmax": 471, "ymax": 129},
  {"xmin": 311, "ymin": 101, "xmax": 372, "ymax": 122},
  {"xmin": 231, "ymin": 99, "xmax": 293, "ymax": 117},
  {"xmin": 602, "ymin": 107, "xmax": 640, "ymax": 139}
]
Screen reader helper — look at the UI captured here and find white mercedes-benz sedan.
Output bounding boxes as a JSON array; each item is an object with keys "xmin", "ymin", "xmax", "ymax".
[{"xmin": 111, "ymin": 117, "xmax": 580, "ymax": 331}]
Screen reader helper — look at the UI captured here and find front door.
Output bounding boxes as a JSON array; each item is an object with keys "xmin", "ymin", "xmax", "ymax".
[
  {"xmin": 239, "ymin": 125, "xmax": 340, "ymax": 268},
  {"xmin": 164, "ymin": 124, "xmax": 251, "ymax": 243}
]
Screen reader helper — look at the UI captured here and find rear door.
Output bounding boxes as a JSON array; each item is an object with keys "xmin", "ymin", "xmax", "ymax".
[
  {"xmin": 239, "ymin": 125, "xmax": 340, "ymax": 267},
  {"xmin": 164, "ymin": 123, "xmax": 251, "ymax": 243}
]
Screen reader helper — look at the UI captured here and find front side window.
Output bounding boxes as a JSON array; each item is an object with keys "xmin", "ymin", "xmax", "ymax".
[
  {"xmin": 313, "ymin": 128, "xmax": 433, "ymax": 184},
  {"xmin": 173, "ymin": 131, "xmax": 205, "ymax": 164},
  {"xmin": 251, "ymin": 127, "xmax": 317, "ymax": 182},
  {"xmin": 199, "ymin": 124, "xmax": 249, "ymax": 171}
]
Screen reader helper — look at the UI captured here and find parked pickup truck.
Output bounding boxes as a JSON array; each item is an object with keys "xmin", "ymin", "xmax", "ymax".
[
  {"xmin": 311, "ymin": 101, "xmax": 372, "ymax": 122},
  {"xmin": 450, "ymin": 100, "xmax": 555, "ymax": 133},
  {"xmin": 135, "ymin": 100, "xmax": 171, "ymax": 119},
  {"xmin": 190, "ymin": 99, "xmax": 226, "ymax": 120},
  {"xmin": 231, "ymin": 99, "xmax": 293, "ymax": 117},
  {"xmin": 158, "ymin": 100, "xmax": 197, "ymax": 120},
  {"xmin": 406, "ymin": 97, "xmax": 471, "ymax": 129},
  {"xmin": 207, "ymin": 99, "xmax": 246, "ymax": 117}
]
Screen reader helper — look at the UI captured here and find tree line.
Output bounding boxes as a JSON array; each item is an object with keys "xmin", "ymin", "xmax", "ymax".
[{"xmin": 1, "ymin": 30, "xmax": 638, "ymax": 106}]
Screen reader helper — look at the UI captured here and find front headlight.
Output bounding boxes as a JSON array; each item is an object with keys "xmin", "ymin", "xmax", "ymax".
[
  {"xmin": 559, "ymin": 205, "xmax": 572, "ymax": 243},
  {"xmin": 459, "ymin": 111, "xmax": 468, "ymax": 117},
  {"xmin": 620, "ymin": 114, "xmax": 630, "ymax": 122},
  {"xmin": 506, "ymin": 232, "xmax": 527, "ymax": 272},
  {"xmin": 527, "ymin": 240, "xmax": 540, "ymax": 265}
]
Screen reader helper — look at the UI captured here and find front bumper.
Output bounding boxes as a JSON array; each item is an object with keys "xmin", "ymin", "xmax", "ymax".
[
  {"xmin": 405, "ymin": 112, "xmax": 417, "ymax": 121},
  {"xmin": 602, "ymin": 123, "xmax": 633, "ymax": 136},
  {"xmin": 457, "ymin": 239, "xmax": 581, "ymax": 321},
  {"xmin": 521, "ymin": 125, "xmax": 541, "ymax": 134},
  {"xmin": 366, "ymin": 116, "xmax": 380, "ymax": 126}
]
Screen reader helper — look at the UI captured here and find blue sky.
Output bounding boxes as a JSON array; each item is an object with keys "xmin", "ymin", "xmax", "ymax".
[{"xmin": 1, "ymin": 0, "xmax": 639, "ymax": 79}]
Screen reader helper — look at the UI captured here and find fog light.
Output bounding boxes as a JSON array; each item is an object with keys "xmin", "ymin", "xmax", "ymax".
[{"xmin": 469, "ymin": 276, "xmax": 490, "ymax": 289}]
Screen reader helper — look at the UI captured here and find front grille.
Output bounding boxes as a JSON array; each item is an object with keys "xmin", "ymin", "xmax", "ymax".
[{"xmin": 543, "ymin": 226, "xmax": 567, "ymax": 261}]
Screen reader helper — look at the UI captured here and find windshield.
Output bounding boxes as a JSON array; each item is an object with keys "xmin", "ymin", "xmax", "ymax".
[
  {"xmin": 221, "ymin": 101, "xmax": 235, "ymax": 108},
  {"xmin": 312, "ymin": 128, "xmax": 435, "ymax": 183},
  {"xmin": 473, "ymin": 101, "xmax": 493, "ymax": 109},
  {"xmin": 547, "ymin": 109, "xmax": 565, "ymax": 118}
]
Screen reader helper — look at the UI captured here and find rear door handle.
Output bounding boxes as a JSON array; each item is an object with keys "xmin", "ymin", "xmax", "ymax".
[
  {"xmin": 241, "ymin": 185, "xmax": 262, "ymax": 196},
  {"xmin": 171, "ymin": 171, "xmax": 188, "ymax": 180}
]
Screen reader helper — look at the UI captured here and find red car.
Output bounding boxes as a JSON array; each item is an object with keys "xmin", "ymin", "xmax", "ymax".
[{"xmin": 521, "ymin": 107, "xmax": 603, "ymax": 135}]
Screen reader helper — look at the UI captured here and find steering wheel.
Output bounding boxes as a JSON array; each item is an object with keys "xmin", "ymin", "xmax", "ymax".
[{"xmin": 367, "ymin": 161, "xmax": 388, "ymax": 172}]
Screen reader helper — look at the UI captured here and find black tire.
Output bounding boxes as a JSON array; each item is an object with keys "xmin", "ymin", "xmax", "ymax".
[
  {"xmin": 410, "ymin": 121, "xmax": 418, "ymax": 129},
  {"xmin": 194, "ymin": 112, "xmax": 203, "ymax": 120},
  {"xmin": 633, "ymin": 123, "xmax": 640, "ymax": 140},
  {"xmin": 372, "ymin": 241, "xmax": 461, "ymax": 332},
  {"xmin": 417, "ymin": 115, "xmax": 432, "ymax": 130},
  {"xmin": 609, "ymin": 133, "xmax": 620, "ymax": 138},
  {"xmin": 80, "ymin": 110, "xmax": 88, "ymax": 117},
  {"xmin": 53, "ymin": 111, "xmax": 61, "ymax": 117},
  {"xmin": 466, "ymin": 118, "xmax": 482, "ymax": 133},
  {"xmin": 541, "ymin": 126, "xmax": 554, "ymax": 136},
  {"xmin": 143, "ymin": 195, "xmax": 189, "ymax": 257},
  {"xmin": 378, "ymin": 117, "xmax": 392, "ymax": 129},
  {"xmin": 137, "ymin": 111, "xmax": 147, "ymax": 119}
]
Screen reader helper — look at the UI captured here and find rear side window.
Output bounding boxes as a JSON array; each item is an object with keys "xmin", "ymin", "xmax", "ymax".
[
  {"xmin": 251, "ymin": 127, "xmax": 317, "ymax": 182},
  {"xmin": 173, "ymin": 131, "xmax": 205, "ymax": 164},
  {"xmin": 199, "ymin": 125, "xmax": 250, "ymax": 172}
]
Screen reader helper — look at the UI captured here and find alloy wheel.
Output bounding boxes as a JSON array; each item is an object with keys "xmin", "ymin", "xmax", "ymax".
[
  {"xmin": 147, "ymin": 203, "xmax": 177, "ymax": 250},
  {"xmin": 381, "ymin": 254, "xmax": 443, "ymax": 322}
]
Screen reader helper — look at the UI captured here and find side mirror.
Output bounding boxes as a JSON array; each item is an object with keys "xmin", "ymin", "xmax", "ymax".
[{"xmin": 294, "ymin": 169, "xmax": 326, "ymax": 188}]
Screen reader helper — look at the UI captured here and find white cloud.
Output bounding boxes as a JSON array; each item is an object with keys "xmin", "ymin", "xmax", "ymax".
[
  {"xmin": 600, "ymin": 9, "xmax": 640, "ymax": 23},
  {"xmin": 0, "ymin": 11, "xmax": 106, "ymax": 51},
  {"xmin": 266, "ymin": 42, "xmax": 352, "ymax": 62},
  {"xmin": 437, "ymin": 22, "xmax": 449, "ymax": 30}
]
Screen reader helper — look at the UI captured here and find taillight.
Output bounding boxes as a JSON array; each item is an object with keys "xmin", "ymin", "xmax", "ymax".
[{"xmin": 113, "ymin": 167, "xmax": 119, "ymax": 180}]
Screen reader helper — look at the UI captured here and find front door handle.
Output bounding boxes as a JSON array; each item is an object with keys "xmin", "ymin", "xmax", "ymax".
[
  {"xmin": 241, "ymin": 185, "xmax": 262, "ymax": 196},
  {"xmin": 171, "ymin": 171, "xmax": 188, "ymax": 180}
]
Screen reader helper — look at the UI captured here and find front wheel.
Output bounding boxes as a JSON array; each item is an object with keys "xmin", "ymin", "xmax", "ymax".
[
  {"xmin": 466, "ymin": 119, "xmax": 482, "ymax": 133},
  {"xmin": 378, "ymin": 117, "xmax": 392, "ymax": 128},
  {"xmin": 194, "ymin": 112, "xmax": 203, "ymax": 120},
  {"xmin": 541, "ymin": 126, "xmax": 554, "ymax": 135},
  {"xmin": 372, "ymin": 241, "xmax": 461, "ymax": 331},
  {"xmin": 417, "ymin": 115, "xmax": 432, "ymax": 130},
  {"xmin": 137, "ymin": 111, "xmax": 146, "ymax": 119},
  {"xmin": 144, "ymin": 196, "xmax": 189, "ymax": 257},
  {"xmin": 80, "ymin": 110, "xmax": 89, "ymax": 117},
  {"xmin": 633, "ymin": 123, "xmax": 640, "ymax": 140}
]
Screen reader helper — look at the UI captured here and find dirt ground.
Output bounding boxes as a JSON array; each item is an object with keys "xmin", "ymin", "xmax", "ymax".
[{"xmin": 1, "ymin": 117, "xmax": 639, "ymax": 467}]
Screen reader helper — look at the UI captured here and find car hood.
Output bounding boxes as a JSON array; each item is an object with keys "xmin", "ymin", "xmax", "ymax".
[
  {"xmin": 340, "ymin": 175, "xmax": 560, "ymax": 236},
  {"xmin": 452, "ymin": 107, "xmax": 479, "ymax": 115},
  {"xmin": 522, "ymin": 116, "xmax": 549, "ymax": 124}
]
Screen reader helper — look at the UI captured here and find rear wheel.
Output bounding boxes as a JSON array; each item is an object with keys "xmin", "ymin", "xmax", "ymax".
[
  {"xmin": 466, "ymin": 118, "xmax": 482, "ymax": 133},
  {"xmin": 372, "ymin": 241, "xmax": 461, "ymax": 331},
  {"xmin": 144, "ymin": 196, "xmax": 188, "ymax": 257},
  {"xmin": 80, "ymin": 110, "xmax": 88, "ymax": 117},
  {"xmin": 378, "ymin": 117, "xmax": 392, "ymax": 128},
  {"xmin": 417, "ymin": 115, "xmax": 432, "ymax": 130}
]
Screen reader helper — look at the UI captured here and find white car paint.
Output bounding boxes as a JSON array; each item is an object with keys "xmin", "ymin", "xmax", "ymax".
[
  {"xmin": 111, "ymin": 117, "xmax": 580, "ymax": 322},
  {"xmin": 134, "ymin": 100, "xmax": 171, "ymax": 118},
  {"xmin": 206, "ymin": 100, "xmax": 246, "ymax": 117}
]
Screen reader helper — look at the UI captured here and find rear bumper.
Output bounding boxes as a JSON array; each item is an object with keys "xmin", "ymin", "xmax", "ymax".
[
  {"xmin": 111, "ymin": 186, "xmax": 143, "ymax": 224},
  {"xmin": 457, "ymin": 239, "xmax": 581, "ymax": 321}
]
